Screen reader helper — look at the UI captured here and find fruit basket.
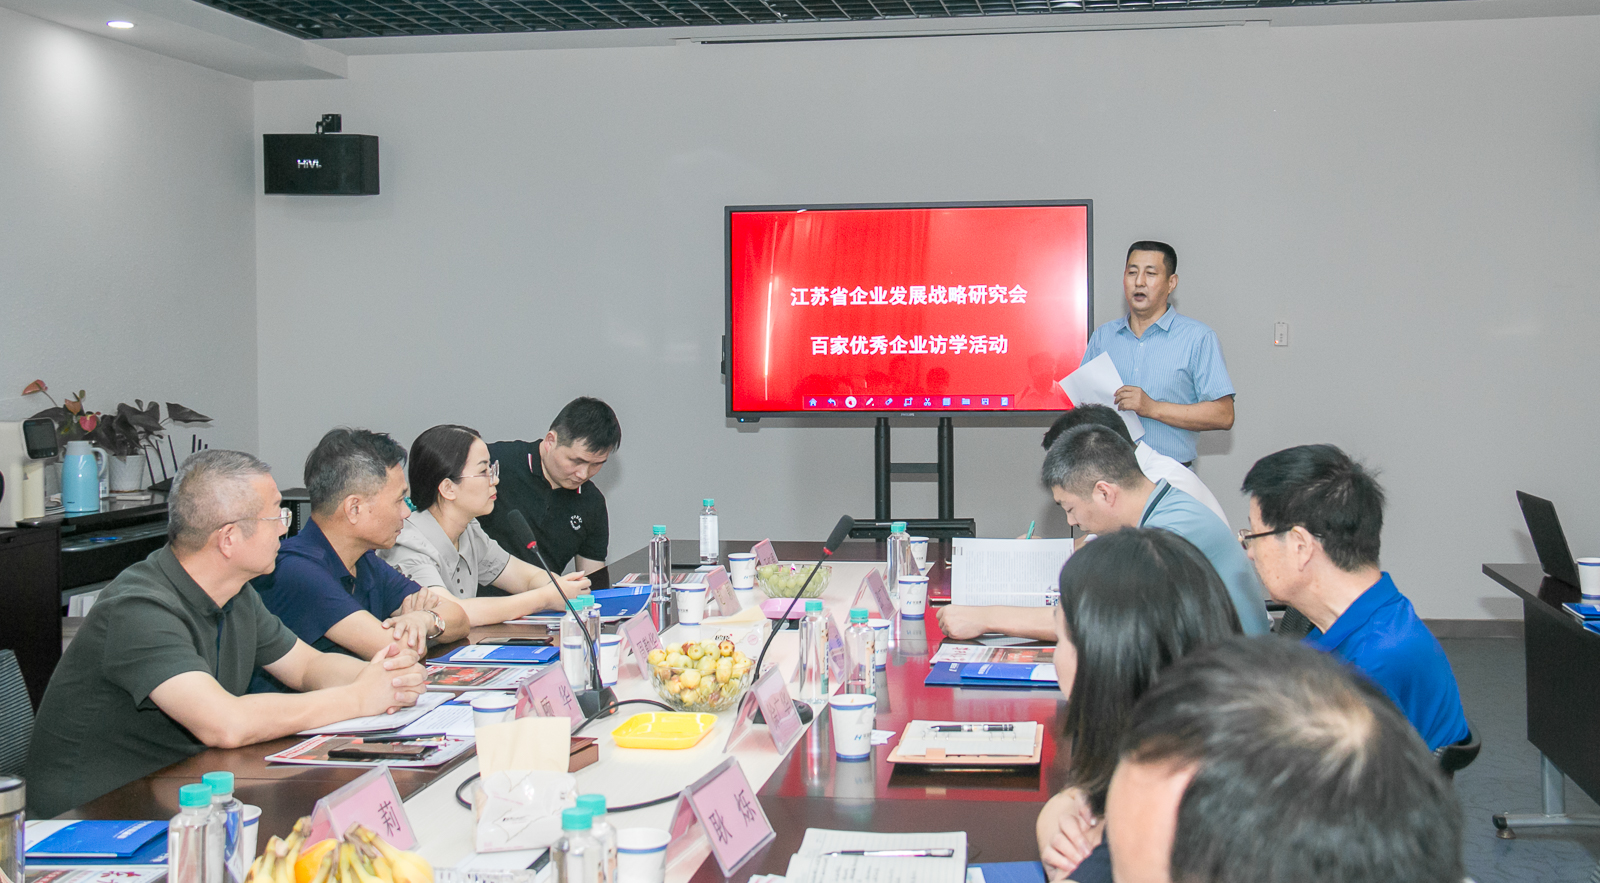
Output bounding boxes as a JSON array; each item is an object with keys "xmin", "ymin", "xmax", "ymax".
[
  {"xmin": 755, "ymin": 563, "xmax": 832, "ymax": 599},
  {"xmin": 647, "ymin": 639, "xmax": 754, "ymax": 712}
]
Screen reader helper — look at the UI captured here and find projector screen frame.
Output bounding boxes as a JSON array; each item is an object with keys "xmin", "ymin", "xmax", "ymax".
[{"xmin": 723, "ymin": 199, "xmax": 1095, "ymax": 420}]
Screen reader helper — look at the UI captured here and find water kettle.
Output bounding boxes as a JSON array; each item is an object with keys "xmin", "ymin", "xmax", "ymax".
[{"xmin": 62, "ymin": 440, "xmax": 108, "ymax": 514}]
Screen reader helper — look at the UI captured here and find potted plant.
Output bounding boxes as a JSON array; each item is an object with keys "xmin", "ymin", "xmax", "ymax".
[{"xmin": 23, "ymin": 380, "xmax": 211, "ymax": 493}]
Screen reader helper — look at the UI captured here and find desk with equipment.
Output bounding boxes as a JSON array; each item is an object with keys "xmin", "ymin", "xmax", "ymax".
[{"xmin": 60, "ymin": 539, "xmax": 1059, "ymax": 882}]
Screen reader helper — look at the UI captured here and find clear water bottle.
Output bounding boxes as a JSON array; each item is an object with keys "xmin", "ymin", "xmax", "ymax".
[
  {"xmin": 844, "ymin": 608, "xmax": 875, "ymax": 696},
  {"xmin": 561, "ymin": 599, "xmax": 594, "ymax": 689},
  {"xmin": 202, "ymin": 772, "xmax": 244, "ymax": 883},
  {"xmin": 169, "ymin": 783, "xmax": 224, "ymax": 883},
  {"xmin": 886, "ymin": 521, "xmax": 915, "ymax": 600},
  {"xmin": 0, "ymin": 778, "xmax": 24, "ymax": 883},
  {"xmin": 575, "ymin": 795, "xmax": 617, "ymax": 883},
  {"xmin": 699, "ymin": 500, "xmax": 719, "ymax": 564},
  {"xmin": 795, "ymin": 599, "xmax": 828, "ymax": 704},
  {"xmin": 647, "ymin": 526, "xmax": 675, "ymax": 631},
  {"xmin": 552, "ymin": 808, "xmax": 601, "ymax": 883}
]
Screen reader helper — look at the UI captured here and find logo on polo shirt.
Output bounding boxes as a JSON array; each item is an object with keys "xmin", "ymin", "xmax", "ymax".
[{"xmin": 571, "ymin": 515, "xmax": 583, "ymax": 531}]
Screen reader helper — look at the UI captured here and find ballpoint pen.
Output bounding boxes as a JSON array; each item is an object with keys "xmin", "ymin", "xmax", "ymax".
[
  {"xmin": 930, "ymin": 723, "xmax": 1014, "ymax": 733},
  {"xmin": 821, "ymin": 849, "xmax": 955, "ymax": 858},
  {"xmin": 1025, "ymin": 520, "xmax": 1035, "ymax": 539}
]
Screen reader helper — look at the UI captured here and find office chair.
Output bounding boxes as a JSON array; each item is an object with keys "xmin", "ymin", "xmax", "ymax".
[
  {"xmin": 0, "ymin": 650, "xmax": 33, "ymax": 777},
  {"xmin": 1435, "ymin": 723, "xmax": 1480, "ymax": 779},
  {"xmin": 1274, "ymin": 606, "xmax": 1315, "ymax": 641}
]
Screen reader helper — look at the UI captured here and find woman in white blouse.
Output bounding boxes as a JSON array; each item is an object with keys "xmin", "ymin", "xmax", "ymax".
[{"xmin": 382, "ymin": 424, "xmax": 589, "ymax": 624}]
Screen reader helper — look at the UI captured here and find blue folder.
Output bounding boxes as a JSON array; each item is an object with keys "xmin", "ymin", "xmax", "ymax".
[
  {"xmin": 970, "ymin": 862, "xmax": 1047, "ymax": 883},
  {"xmin": 28, "ymin": 821, "xmax": 167, "ymax": 862},
  {"xmin": 590, "ymin": 585, "xmax": 651, "ymax": 616},
  {"xmin": 429, "ymin": 644, "xmax": 558, "ymax": 665},
  {"xmin": 924, "ymin": 661, "xmax": 1059, "ymax": 689}
]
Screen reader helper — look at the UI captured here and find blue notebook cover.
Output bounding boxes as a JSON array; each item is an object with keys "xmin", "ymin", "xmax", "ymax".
[
  {"xmin": 970, "ymin": 862, "xmax": 1048, "ymax": 883},
  {"xmin": 28, "ymin": 821, "xmax": 167, "ymax": 859},
  {"xmin": 961, "ymin": 662, "xmax": 1058, "ymax": 684},
  {"xmin": 1564, "ymin": 602, "xmax": 1600, "ymax": 621},
  {"xmin": 590, "ymin": 586, "xmax": 651, "ymax": 617},
  {"xmin": 924, "ymin": 662, "xmax": 1058, "ymax": 689},
  {"xmin": 430, "ymin": 644, "xmax": 558, "ymax": 665}
]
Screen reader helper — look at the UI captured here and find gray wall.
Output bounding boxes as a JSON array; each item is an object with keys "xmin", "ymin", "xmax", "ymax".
[
  {"xmin": 253, "ymin": 13, "xmax": 1600, "ymax": 619},
  {"xmin": 0, "ymin": 7, "xmax": 259, "ymax": 456}
]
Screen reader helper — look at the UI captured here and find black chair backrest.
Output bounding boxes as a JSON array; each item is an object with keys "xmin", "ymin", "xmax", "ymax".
[
  {"xmin": 1275, "ymin": 606, "xmax": 1316, "ymax": 641},
  {"xmin": 0, "ymin": 650, "xmax": 32, "ymax": 777},
  {"xmin": 1436, "ymin": 723, "xmax": 1481, "ymax": 777}
]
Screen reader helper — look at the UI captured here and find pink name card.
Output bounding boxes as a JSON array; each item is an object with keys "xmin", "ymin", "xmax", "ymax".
[
  {"xmin": 706, "ymin": 566, "xmax": 739, "ymax": 616},
  {"xmin": 307, "ymin": 766, "xmax": 416, "ymax": 849},
  {"xmin": 752, "ymin": 666, "xmax": 805, "ymax": 754},
  {"xmin": 514, "ymin": 664, "xmax": 584, "ymax": 727},
  {"xmin": 751, "ymin": 539, "xmax": 779, "ymax": 567},
  {"xmin": 855, "ymin": 569, "xmax": 895, "ymax": 619},
  {"xmin": 824, "ymin": 611, "xmax": 848, "ymax": 685},
  {"xmin": 683, "ymin": 757, "xmax": 776, "ymax": 877},
  {"xmin": 619, "ymin": 608, "xmax": 664, "ymax": 670}
]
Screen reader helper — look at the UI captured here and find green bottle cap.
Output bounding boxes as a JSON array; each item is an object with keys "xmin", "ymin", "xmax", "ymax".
[
  {"xmin": 179, "ymin": 784, "xmax": 213, "ymax": 808},
  {"xmin": 805, "ymin": 600, "xmax": 823, "ymax": 612},
  {"xmin": 703, "ymin": 499, "xmax": 714, "ymax": 506},
  {"xmin": 576, "ymin": 794, "xmax": 607, "ymax": 815},
  {"xmin": 850, "ymin": 608, "xmax": 869, "ymax": 623},
  {"xmin": 561, "ymin": 808, "xmax": 593, "ymax": 831},
  {"xmin": 892, "ymin": 521, "xmax": 907, "ymax": 533},
  {"xmin": 201, "ymin": 771, "xmax": 234, "ymax": 796},
  {"xmin": 653, "ymin": 525, "xmax": 667, "ymax": 535}
]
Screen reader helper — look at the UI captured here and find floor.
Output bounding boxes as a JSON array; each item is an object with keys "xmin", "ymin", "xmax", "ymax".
[{"xmin": 1443, "ymin": 637, "xmax": 1600, "ymax": 883}]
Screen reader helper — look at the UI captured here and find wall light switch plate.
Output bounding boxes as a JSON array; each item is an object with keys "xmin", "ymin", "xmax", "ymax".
[{"xmin": 1273, "ymin": 321, "xmax": 1290, "ymax": 347}]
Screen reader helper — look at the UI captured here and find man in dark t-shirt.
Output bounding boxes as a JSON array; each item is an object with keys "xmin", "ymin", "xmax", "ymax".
[
  {"xmin": 479, "ymin": 397, "xmax": 621, "ymax": 573},
  {"xmin": 25, "ymin": 451, "xmax": 426, "ymax": 818}
]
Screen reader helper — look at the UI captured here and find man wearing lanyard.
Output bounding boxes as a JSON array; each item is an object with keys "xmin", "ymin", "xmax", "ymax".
[
  {"xmin": 1082, "ymin": 241, "xmax": 1234, "ymax": 466},
  {"xmin": 478, "ymin": 397, "xmax": 621, "ymax": 574}
]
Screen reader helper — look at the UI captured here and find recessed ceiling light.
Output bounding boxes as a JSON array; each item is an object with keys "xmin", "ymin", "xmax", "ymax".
[{"xmin": 107, "ymin": 20, "xmax": 135, "ymax": 29}]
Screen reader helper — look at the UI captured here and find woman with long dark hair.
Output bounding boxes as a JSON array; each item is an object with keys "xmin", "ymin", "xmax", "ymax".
[
  {"xmin": 1037, "ymin": 527, "xmax": 1241, "ymax": 882},
  {"xmin": 380, "ymin": 424, "xmax": 589, "ymax": 625}
]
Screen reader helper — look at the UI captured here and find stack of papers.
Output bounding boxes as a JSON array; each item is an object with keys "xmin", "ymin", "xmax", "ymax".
[
  {"xmin": 949, "ymin": 538, "xmax": 1073, "ymax": 607},
  {"xmin": 784, "ymin": 829, "xmax": 967, "ymax": 883},
  {"xmin": 898, "ymin": 721, "xmax": 1038, "ymax": 758},
  {"xmin": 929, "ymin": 645, "xmax": 1054, "ymax": 666},
  {"xmin": 424, "ymin": 665, "xmax": 531, "ymax": 691}
]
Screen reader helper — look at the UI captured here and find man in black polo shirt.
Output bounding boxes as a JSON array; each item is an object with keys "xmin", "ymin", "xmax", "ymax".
[
  {"xmin": 479, "ymin": 397, "xmax": 620, "ymax": 573},
  {"xmin": 25, "ymin": 450, "xmax": 427, "ymax": 818}
]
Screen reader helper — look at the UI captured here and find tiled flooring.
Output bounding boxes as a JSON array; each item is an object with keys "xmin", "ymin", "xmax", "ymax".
[{"xmin": 1443, "ymin": 637, "xmax": 1600, "ymax": 882}]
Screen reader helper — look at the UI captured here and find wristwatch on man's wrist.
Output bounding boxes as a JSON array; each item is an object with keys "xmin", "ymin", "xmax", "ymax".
[{"xmin": 424, "ymin": 609, "xmax": 446, "ymax": 640}]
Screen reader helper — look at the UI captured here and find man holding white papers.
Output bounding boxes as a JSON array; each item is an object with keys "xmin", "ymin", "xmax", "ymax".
[
  {"xmin": 936, "ymin": 426, "xmax": 1270, "ymax": 641},
  {"xmin": 1080, "ymin": 241, "xmax": 1234, "ymax": 465}
]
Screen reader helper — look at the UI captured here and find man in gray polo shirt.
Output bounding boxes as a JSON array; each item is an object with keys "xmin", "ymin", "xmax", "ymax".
[{"xmin": 26, "ymin": 450, "xmax": 428, "ymax": 818}]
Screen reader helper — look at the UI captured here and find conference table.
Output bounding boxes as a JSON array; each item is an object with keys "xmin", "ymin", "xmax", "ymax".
[{"xmin": 63, "ymin": 539, "xmax": 1065, "ymax": 879}]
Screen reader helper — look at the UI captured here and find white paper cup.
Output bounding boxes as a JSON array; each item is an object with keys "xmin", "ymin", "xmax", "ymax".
[
  {"xmin": 1580, "ymin": 558, "xmax": 1600, "ymax": 599},
  {"xmin": 728, "ymin": 553, "xmax": 758, "ymax": 589},
  {"xmin": 909, "ymin": 536, "xmax": 929, "ymax": 573},
  {"xmin": 617, "ymin": 827, "xmax": 671, "ymax": 883},
  {"xmin": 898, "ymin": 574, "xmax": 928, "ymax": 619},
  {"xmin": 599, "ymin": 634, "xmax": 622, "ymax": 687},
  {"xmin": 829, "ymin": 693, "xmax": 877, "ymax": 760},
  {"xmin": 732, "ymin": 587, "xmax": 756, "ymax": 611},
  {"xmin": 241, "ymin": 804, "xmax": 261, "ymax": 862},
  {"xmin": 868, "ymin": 618, "xmax": 891, "ymax": 668},
  {"xmin": 471, "ymin": 692, "xmax": 517, "ymax": 728},
  {"xmin": 675, "ymin": 586, "xmax": 708, "ymax": 624}
]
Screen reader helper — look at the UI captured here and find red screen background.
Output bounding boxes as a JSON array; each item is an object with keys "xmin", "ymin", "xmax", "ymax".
[{"xmin": 728, "ymin": 204, "xmax": 1090, "ymax": 413}]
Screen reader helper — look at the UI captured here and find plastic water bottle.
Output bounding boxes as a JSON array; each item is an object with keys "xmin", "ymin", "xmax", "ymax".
[
  {"xmin": 575, "ymin": 795, "xmax": 617, "ymax": 883},
  {"xmin": 845, "ymin": 608, "xmax": 875, "ymax": 696},
  {"xmin": 886, "ymin": 521, "xmax": 915, "ymax": 600},
  {"xmin": 168, "ymin": 783, "xmax": 224, "ymax": 883},
  {"xmin": 202, "ymin": 772, "xmax": 244, "ymax": 883},
  {"xmin": 699, "ymin": 500, "xmax": 719, "ymax": 564},
  {"xmin": 561, "ymin": 600, "xmax": 593, "ymax": 689},
  {"xmin": 647, "ymin": 526, "xmax": 675, "ymax": 631},
  {"xmin": 552, "ymin": 808, "xmax": 601, "ymax": 883},
  {"xmin": 795, "ymin": 600, "xmax": 828, "ymax": 704}
]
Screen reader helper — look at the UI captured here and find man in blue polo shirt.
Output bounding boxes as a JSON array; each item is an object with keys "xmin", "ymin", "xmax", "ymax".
[
  {"xmin": 254, "ymin": 429, "xmax": 470, "ymax": 690},
  {"xmin": 1081, "ymin": 241, "xmax": 1234, "ymax": 465},
  {"xmin": 937, "ymin": 425, "xmax": 1270, "ymax": 641},
  {"xmin": 1240, "ymin": 444, "xmax": 1469, "ymax": 750}
]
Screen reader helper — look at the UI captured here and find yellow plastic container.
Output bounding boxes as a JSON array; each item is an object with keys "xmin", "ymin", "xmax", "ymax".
[{"xmin": 610, "ymin": 712, "xmax": 718, "ymax": 749}]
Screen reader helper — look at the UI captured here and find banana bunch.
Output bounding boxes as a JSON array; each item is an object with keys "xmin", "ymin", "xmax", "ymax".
[{"xmin": 244, "ymin": 818, "xmax": 432, "ymax": 883}]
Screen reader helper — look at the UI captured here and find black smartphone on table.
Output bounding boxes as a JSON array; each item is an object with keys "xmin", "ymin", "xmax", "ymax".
[
  {"xmin": 327, "ymin": 743, "xmax": 435, "ymax": 761},
  {"xmin": 476, "ymin": 636, "xmax": 553, "ymax": 646}
]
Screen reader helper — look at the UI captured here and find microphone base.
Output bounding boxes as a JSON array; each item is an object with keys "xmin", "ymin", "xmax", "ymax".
[
  {"xmin": 753, "ymin": 699, "xmax": 815, "ymax": 726},
  {"xmin": 576, "ymin": 687, "xmax": 619, "ymax": 719}
]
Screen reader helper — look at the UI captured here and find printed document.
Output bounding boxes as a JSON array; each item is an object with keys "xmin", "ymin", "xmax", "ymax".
[
  {"xmin": 784, "ymin": 829, "xmax": 967, "ymax": 883},
  {"xmin": 1057, "ymin": 353, "xmax": 1145, "ymax": 441},
  {"xmin": 950, "ymin": 538, "xmax": 1073, "ymax": 607}
]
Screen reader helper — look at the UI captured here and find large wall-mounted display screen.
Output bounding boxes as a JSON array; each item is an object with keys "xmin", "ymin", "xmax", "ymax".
[{"xmin": 726, "ymin": 201, "xmax": 1092, "ymax": 417}]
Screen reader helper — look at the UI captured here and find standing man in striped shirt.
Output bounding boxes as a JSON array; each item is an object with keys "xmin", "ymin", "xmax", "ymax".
[{"xmin": 1082, "ymin": 241, "xmax": 1235, "ymax": 467}]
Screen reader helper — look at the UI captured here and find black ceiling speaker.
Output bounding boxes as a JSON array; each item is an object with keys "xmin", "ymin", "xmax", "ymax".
[{"xmin": 263, "ymin": 115, "xmax": 378, "ymax": 195}]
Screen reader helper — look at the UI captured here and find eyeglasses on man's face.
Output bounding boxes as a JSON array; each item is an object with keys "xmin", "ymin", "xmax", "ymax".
[
  {"xmin": 219, "ymin": 507, "xmax": 293, "ymax": 533},
  {"xmin": 1237, "ymin": 525, "xmax": 1292, "ymax": 551},
  {"xmin": 454, "ymin": 460, "xmax": 500, "ymax": 484}
]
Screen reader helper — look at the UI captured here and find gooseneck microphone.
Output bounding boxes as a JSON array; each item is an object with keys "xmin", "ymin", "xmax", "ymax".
[
  {"xmin": 748, "ymin": 518, "xmax": 851, "ymax": 681},
  {"xmin": 503, "ymin": 510, "xmax": 617, "ymax": 718}
]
